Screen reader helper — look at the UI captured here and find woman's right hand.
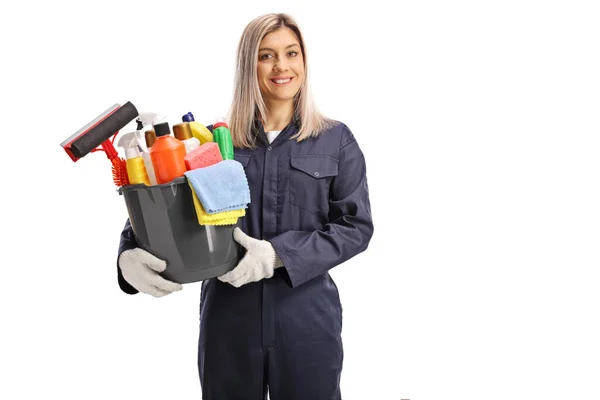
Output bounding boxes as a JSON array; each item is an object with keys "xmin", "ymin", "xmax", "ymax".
[{"xmin": 118, "ymin": 248, "xmax": 183, "ymax": 297}]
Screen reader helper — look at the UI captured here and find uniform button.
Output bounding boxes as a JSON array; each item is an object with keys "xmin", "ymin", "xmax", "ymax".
[
  {"xmin": 314, "ymin": 171, "xmax": 320, "ymax": 177},
  {"xmin": 268, "ymin": 146, "xmax": 272, "ymax": 151}
]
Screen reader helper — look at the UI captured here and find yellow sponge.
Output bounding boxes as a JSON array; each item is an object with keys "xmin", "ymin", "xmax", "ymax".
[{"xmin": 188, "ymin": 181, "xmax": 245, "ymax": 225}]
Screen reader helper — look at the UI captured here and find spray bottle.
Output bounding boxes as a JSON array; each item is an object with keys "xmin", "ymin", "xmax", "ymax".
[
  {"xmin": 182, "ymin": 112, "xmax": 213, "ymax": 144},
  {"xmin": 135, "ymin": 112, "xmax": 167, "ymax": 186},
  {"xmin": 117, "ymin": 131, "xmax": 151, "ymax": 185}
]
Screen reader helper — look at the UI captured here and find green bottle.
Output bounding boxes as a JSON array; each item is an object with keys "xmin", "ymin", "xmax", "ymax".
[{"xmin": 212, "ymin": 121, "xmax": 234, "ymax": 160}]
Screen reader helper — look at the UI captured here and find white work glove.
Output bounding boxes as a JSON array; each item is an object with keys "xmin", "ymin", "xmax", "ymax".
[
  {"xmin": 218, "ymin": 228, "xmax": 284, "ymax": 288},
  {"xmin": 118, "ymin": 248, "xmax": 183, "ymax": 297}
]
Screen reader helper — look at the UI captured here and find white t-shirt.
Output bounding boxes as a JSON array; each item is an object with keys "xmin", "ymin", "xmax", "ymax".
[{"xmin": 266, "ymin": 130, "xmax": 281, "ymax": 144}]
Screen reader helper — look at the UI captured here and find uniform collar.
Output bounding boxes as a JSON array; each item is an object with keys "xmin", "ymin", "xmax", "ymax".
[{"xmin": 252, "ymin": 115, "xmax": 300, "ymax": 147}]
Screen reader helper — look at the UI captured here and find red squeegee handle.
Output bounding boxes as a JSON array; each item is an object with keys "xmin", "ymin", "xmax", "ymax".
[{"xmin": 91, "ymin": 132, "xmax": 120, "ymax": 161}]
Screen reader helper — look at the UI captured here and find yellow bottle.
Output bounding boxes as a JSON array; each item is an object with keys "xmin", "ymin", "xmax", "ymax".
[
  {"xmin": 182, "ymin": 112, "xmax": 213, "ymax": 144},
  {"xmin": 126, "ymin": 156, "xmax": 150, "ymax": 185},
  {"xmin": 117, "ymin": 131, "xmax": 151, "ymax": 185}
]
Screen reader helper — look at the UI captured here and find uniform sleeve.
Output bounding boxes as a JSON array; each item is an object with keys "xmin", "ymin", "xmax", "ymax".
[
  {"xmin": 117, "ymin": 219, "xmax": 139, "ymax": 295},
  {"xmin": 269, "ymin": 126, "xmax": 374, "ymax": 287}
]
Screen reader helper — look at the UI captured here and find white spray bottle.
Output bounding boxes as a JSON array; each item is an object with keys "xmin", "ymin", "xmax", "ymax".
[
  {"xmin": 134, "ymin": 112, "xmax": 167, "ymax": 186},
  {"xmin": 117, "ymin": 131, "xmax": 151, "ymax": 185}
]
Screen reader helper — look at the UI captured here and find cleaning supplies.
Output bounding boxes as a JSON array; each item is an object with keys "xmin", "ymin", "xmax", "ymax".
[
  {"xmin": 131, "ymin": 112, "xmax": 166, "ymax": 186},
  {"xmin": 60, "ymin": 102, "xmax": 138, "ymax": 186},
  {"xmin": 188, "ymin": 185, "xmax": 245, "ymax": 225},
  {"xmin": 139, "ymin": 129, "xmax": 158, "ymax": 185},
  {"xmin": 62, "ymin": 102, "xmax": 139, "ymax": 161},
  {"xmin": 173, "ymin": 122, "xmax": 201, "ymax": 154},
  {"xmin": 135, "ymin": 111, "xmax": 165, "ymax": 151},
  {"xmin": 212, "ymin": 121, "xmax": 234, "ymax": 160},
  {"xmin": 182, "ymin": 112, "xmax": 213, "ymax": 144},
  {"xmin": 141, "ymin": 152, "xmax": 157, "ymax": 185},
  {"xmin": 117, "ymin": 180, "xmax": 242, "ymax": 284},
  {"xmin": 150, "ymin": 122, "xmax": 187, "ymax": 184},
  {"xmin": 117, "ymin": 132, "xmax": 151, "ymax": 185},
  {"xmin": 139, "ymin": 122, "xmax": 158, "ymax": 185},
  {"xmin": 184, "ymin": 142, "xmax": 223, "ymax": 170},
  {"xmin": 145, "ymin": 129, "xmax": 156, "ymax": 148},
  {"xmin": 183, "ymin": 160, "xmax": 250, "ymax": 214}
]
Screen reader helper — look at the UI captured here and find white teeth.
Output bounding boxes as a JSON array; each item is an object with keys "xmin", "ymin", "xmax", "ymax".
[{"xmin": 273, "ymin": 78, "xmax": 291, "ymax": 84}]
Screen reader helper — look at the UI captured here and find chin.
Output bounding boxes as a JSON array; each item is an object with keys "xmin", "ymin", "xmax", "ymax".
[
  {"xmin": 274, "ymin": 89, "xmax": 301, "ymax": 101},
  {"xmin": 275, "ymin": 95, "xmax": 297, "ymax": 102}
]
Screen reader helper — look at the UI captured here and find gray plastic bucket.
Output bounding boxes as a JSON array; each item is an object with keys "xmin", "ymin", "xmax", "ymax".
[{"xmin": 118, "ymin": 177, "xmax": 241, "ymax": 284}]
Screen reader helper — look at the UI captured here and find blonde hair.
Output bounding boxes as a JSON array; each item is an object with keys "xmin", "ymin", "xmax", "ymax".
[{"xmin": 227, "ymin": 13, "xmax": 336, "ymax": 148}]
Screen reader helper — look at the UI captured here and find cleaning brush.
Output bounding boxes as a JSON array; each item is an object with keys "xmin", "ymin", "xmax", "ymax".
[
  {"xmin": 90, "ymin": 132, "xmax": 130, "ymax": 186},
  {"xmin": 60, "ymin": 102, "xmax": 139, "ymax": 187}
]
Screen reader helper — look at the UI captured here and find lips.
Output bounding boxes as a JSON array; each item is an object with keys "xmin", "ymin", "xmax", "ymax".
[{"xmin": 270, "ymin": 77, "xmax": 293, "ymax": 86}]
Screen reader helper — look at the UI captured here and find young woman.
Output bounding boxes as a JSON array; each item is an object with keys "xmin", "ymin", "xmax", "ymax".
[{"xmin": 117, "ymin": 13, "xmax": 374, "ymax": 400}]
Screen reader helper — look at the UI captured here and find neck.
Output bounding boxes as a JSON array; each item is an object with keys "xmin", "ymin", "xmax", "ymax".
[{"xmin": 261, "ymin": 99, "xmax": 295, "ymax": 132}]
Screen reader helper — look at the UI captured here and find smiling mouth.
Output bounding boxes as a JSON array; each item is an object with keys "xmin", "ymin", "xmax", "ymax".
[{"xmin": 270, "ymin": 77, "xmax": 293, "ymax": 85}]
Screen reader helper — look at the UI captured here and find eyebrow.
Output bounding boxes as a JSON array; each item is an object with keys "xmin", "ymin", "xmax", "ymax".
[{"xmin": 258, "ymin": 44, "xmax": 300, "ymax": 52}]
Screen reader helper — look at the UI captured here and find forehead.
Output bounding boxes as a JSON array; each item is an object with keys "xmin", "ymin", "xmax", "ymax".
[{"xmin": 260, "ymin": 27, "xmax": 300, "ymax": 48}]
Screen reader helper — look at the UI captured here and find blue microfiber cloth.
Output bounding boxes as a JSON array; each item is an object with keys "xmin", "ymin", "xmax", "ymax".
[{"xmin": 184, "ymin": 160, "xmax": 251, "ymax": 214}]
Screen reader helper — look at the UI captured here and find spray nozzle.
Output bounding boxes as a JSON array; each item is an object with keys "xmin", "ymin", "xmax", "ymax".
[
  {"xmin": 136, "ymin": 112, "xmax": 167, "ymax": 129},
  {"xmin": 117, "ymin": 131, "xmax": 145, "ymax": 159}
]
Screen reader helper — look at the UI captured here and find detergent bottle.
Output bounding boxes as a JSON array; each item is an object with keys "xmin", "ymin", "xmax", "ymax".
[
  {"xmin": 150, "ymin": 122, "xmax": 187, "ymax": 184},
  {"xmin": 145, "ymin": 129, "xmax": 156, "ymax": 148},
  {"xmin": 212, "ymin": 119, "xmax": 234, "ymax": 160},
  {"xmin": 141, "ymin": 128, "xmax": 158, "ymax": 184},
  {"xmin": 128, "ymin": 122, "xmax": 157, "ymax": 186},
  {"xmin": 141, "ymin": 149, "xmax": 157, "ymax": 186},
  {"xmin": 173, "ymin": 122, "xmax": 200, "ymax": 153},
  {"xmin": 117, "ymin": 132, "xmax": 151, "ymax": 185},
  {"xmin": 182, "ymin": 112, "xmax": 213, "ymax": 144}
]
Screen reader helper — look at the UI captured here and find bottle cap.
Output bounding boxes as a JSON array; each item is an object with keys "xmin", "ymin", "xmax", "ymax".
[
  {"xmin": 182, "ymin": 112, "xmax": 195, "ymax": 122},
  {"xmin": 173, "ymin": 122, "xmax": 193, "ymax": 141},
  {"xmin": 145, "ymin": 130, "xmax": 156, "ymax": 148},
  {"xmin": 213, "ymin": 121, "xmax": 229, "ymax": 129},
  {"xmin": 154, "ymin": 122, "xmax": 171, "ymax": 137}
]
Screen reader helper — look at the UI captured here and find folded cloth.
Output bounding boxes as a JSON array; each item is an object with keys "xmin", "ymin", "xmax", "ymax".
[
  {"xmin": 188, "ymin": 181, "xmax": 245, "ymax": 225},
  {"xmin": 184, "ymin": 159, "xmax": 251, "ymax": 214}
]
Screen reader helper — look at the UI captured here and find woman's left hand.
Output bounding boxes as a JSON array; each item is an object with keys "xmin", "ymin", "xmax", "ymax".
[{"xmin": 218, "ymin": 228, "xmax": 284, "ymax": 287}]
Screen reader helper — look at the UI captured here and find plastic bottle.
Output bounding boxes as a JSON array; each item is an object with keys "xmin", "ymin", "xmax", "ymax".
[
  {"xmin": 145, "ymin": 129, "xmax": 156, "ymax": 148},
  {"xmin": 212, "ymin": 120, "xmax": 234, "ymax": 160},
  {"xmin": 173, "ymin": 122, "xmax": 200, "ymax": 153},
  {"xmin": 141, "ymin": 152, "xmax": 157, "ymax": 185},
  {"xmin": 182, "ymin": 112, "xmax": 213, "ymax": 144},
  {"xmin": 150, "ymin": 122, "xmax": 187, "ymax": 184},
  {"xmin": 117, "ymin": 132, "xmax": 150, "ymax": 185},
  {"xmin": 126, "ymin": 151, "xmax": 151, "ymax": 185},
  {"xmin": 141, "ymin": 129, "xmax": 158, "ymax": 185}
]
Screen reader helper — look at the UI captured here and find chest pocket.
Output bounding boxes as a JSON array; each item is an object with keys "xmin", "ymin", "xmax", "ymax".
[{"xmin": 289, "ymin": 155, "xmax": 339, "ymax": 214}]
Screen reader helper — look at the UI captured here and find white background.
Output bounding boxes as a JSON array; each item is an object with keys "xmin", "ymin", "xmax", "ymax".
[{"xmin": 1, "ymin": 0, "xmax": 599, "ymax": 399}]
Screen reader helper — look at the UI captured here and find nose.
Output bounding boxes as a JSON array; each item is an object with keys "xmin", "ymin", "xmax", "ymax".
[{"xmin": 273, "ymin": 57, "xmax": 289, "ymax": 72}]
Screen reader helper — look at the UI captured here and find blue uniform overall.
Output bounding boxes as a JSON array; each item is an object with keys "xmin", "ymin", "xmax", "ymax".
[{"xmin": 117, "ymin": 118, "xmax": 373, "ymax": 400}]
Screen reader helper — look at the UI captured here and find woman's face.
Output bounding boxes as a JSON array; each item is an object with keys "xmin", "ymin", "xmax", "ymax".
[{"xmin": 257, "ymin": 27, "xmax": 305, "ymax": 104}]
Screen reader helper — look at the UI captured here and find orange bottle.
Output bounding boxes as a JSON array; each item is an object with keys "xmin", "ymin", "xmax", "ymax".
[{"xmin": 150, "ymin": 122, "xmax": 186, "ymax": 184}]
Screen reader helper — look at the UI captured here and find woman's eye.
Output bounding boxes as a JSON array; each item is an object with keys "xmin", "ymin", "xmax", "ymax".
[
  {"xmin": 288, "ymin": 51, "xmax": 298, "ymax": 57},
  {"xmin": 260, "ymin": 53, "xmax": 272, "ymax": 60}
]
